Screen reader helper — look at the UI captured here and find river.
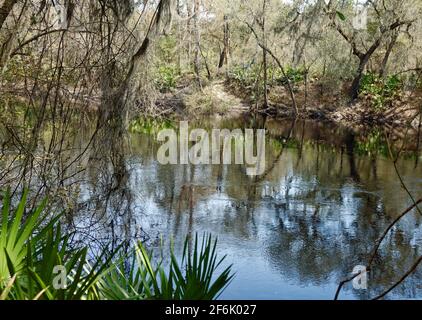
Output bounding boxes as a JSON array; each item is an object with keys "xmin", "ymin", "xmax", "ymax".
[{"xmin": 2, "ymin": 115, "xmax": 422, "ymax": 299}]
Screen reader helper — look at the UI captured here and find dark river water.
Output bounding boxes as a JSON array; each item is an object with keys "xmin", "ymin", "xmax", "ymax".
[{"xmin": 2, "ymin": 115, "xmax": 422, "ymax": 299}]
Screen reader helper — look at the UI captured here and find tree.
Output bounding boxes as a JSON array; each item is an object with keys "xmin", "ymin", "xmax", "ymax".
[
  {"xmin": 325, "ymin": 0, "xmax": 415, "ymax": 100},
  {"xmin": 0, "ymin": 0, "xmax": 18, "ymax": 30}
]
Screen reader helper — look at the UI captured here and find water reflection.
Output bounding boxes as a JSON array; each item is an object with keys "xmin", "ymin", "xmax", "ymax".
[{"xmin": 2, "ymin": 116, "xmax": 422, "ymax": 299}]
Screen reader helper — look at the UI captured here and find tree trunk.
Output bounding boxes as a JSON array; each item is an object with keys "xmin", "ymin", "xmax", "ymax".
[
  {"xmin": 176, "ymin": 0, "xmax": 182, "ymax": 72},
  {"xmin": 0, "ymin": 0, "xmax": 17, "ymax": 30},
  {"xmin": 218, "ymin": 15, "xmax": 229, "ymax": 74},
  {"xmin": 350, "ymin": 56, "xmax": 369, "ymax": 100},
  {"xmin": 199, "ymin": 44, "xmax": 211, "ymax": 79},
  {"xmin": 345, "ymin": 132, "xmax": 360, "ymax": 182},
  {"xmin": 262, "ymin": 47, "xmax": 268, "ymax": 109},
  {"xmin": 379, "ymin": 32, "xmax": 398, "ymax": 78},
  {"xmin": 0, "ymin": 1, "xmax": 29, "ymax": 72},
  {"xmin": 246, "ymin": 20, "xmax": 298, "ymax": 115},
  {"xmin": 262, "ymin": 0, "xmax": 268, "ymax": 109},
  {"xmin": 193, "ymin": 0, "xmax": 201, "ymax": 87},
  {"xmin": 350, "ymin": 37, "xmax": 382, "ymax": 100},
  {"xmin": 186, "ymin": 0, "xmax": 192, "ymax": 68},
  {"xmin": 327, "ymin": 5, "xmax": 409, "ymax": 101}
]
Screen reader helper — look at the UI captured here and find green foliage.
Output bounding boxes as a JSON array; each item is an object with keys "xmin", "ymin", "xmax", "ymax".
[
  {"xmin": 153, "ymin": 34, "xmax": 181, "ymax": 92},
  {"xmin": 276, "ymin": 67, "xmax": 306, "ymax": 86},
  {"xmin": 360, "ymin": 73, "xmax": 402, "ymax": 110},
  {"xmin": 229, "ymin": 64, "xmax": 305, "ymax": 88},
  {"xmin": 157, "ymin": 35, "xmax": 178, "ymax": 64},
  {"xmin": 0, "ymin": 189, "xmax": 119, "ymax": 300},
  {"xmin": 0, "ymin": 189, "xmax": 49, "ymax": 283},
  {"xmin": 336, "ymin": 11, "xmax": 346, "ymax": 21},
  {"xmin": 100, "ymin": 235, "xmax": 233, "ymax": 300},
  {"xmin": 129, "ymin": 117, "xmax": 174, "ymax": 135},
  {"xmin": 169, "ymin": 235, "xmax": 233, "ymax": 299},
  {"xmin": 1, "ymin": 58, "xmax": 28, "ymax": 83},
  {"xmin": 355, "ymin": 129, "xmax": 388, "ymax": 157},
  {"xmin": 229, "ymin": 64, "xmax": 261, "ymax": 88},
  {"xmin": 0, "ymin": 190, "xmax": 233, "ymax": 300},
  {"xmin": 154, "ymin": 65, "xmax": 180, "ymax": 92}
]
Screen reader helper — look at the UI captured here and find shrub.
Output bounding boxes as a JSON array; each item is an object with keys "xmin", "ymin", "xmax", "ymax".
[
  {"xmin": 275, "ymin": 66, "xmax": 306, "ymax": 86},
  {"xmin": 0, "ymin": 189, "xmax": 233, "ymax": 300},
  {"xmin": 129, "ymin": 117, "xmax": 174, "ymax": 135},
  {"xmin": 360, "ymin": 73, "xmax": 402, "ymax": 110},
  {"xmin": 229, "ymin": 63, "xmax": 261, "ymax": 88},
  {"xmin": 355, "ymin": 129, "xmax": 388, "ymax": 157},
  {"xmin": 154, "ymin": 65, "xmax": 180, "ymax": 92},
  {"xmin": 229, "ymin": 64, "xmax": 306, "ymax": 88}
]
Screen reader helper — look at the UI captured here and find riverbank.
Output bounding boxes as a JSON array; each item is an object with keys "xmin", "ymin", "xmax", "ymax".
[
  {"xmin": 2, "ymin": 75, "xmax": 421, "ymax": 136},
  {"xmin": 156, "ymin": 76, "xmax": 422, "ymax": 135}
]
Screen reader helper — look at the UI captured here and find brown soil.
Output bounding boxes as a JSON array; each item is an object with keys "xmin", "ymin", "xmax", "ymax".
[{"xmin": 223, "ymin": 78, "xmax": 422, "ymax": 133}]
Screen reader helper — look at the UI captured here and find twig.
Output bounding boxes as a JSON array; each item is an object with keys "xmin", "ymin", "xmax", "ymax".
[
  {"xmin": 334, "ymin": 198, "xmax": 422, "ymax": 299},
  {"xmin": 372, "ymin": 256, "xmax": 422, "ymax": 300}
]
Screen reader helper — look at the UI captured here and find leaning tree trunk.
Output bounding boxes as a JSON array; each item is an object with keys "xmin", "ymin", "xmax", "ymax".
[
  {"xmin": 217, "ymin": 15, "xmax": 230, "ymax": 74},
  {"xmin": 0, "ymin": 0, "xmax": 18, "ymax": 30},
  {"xmin": 327, "ymin": 3, "xmax": 410, "ymax": 101},
  {"xmin": 350, "ymin": 57, "xmax": 369, "ymax": 100},
  {"xmin": 0, "ymin": 1, "xmax": 30, "ymax": 72},
  {"xmin": 350, "ymin": 40, "xmax": 381, "ymax": 100},
  {"xmin": 379, "ymin": 32, "xmax": 398, "ymax": 78}
]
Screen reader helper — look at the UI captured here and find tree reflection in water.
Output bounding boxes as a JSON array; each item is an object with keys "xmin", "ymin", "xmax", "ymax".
[{"xmin": 1, "ymin": 116, "xmax": 422, "ymax": 299}]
